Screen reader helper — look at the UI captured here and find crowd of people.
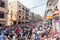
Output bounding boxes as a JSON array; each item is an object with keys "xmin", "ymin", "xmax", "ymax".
[{"xmin": 0, "ymin": 24, "xmax": 60, "ymax": 40}]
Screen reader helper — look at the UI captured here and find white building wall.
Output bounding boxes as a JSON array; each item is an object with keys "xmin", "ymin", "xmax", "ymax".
[{"xmin": 58, "ymin": 0, "xmax": 60, "ymax": 10}]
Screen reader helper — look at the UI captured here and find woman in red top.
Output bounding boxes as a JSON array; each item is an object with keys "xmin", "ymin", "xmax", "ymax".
[
  {"xmin": 40, "ymin": 37, "xmax": 44, "ymax": 40},
  {"xmin": 15, "ymin": 29, "xmax": 20, "ymax": 35},
  {"xmin": 40, "ymin": 34, "xmax": 44, "ymax": 40},
  {"xmin": 50, "ymin": 29, "xmax": 58, "ymax": 39}
]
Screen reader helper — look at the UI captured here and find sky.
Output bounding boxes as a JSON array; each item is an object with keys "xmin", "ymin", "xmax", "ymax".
[{"xmin": 8, "ymin": 0, "xmax": 47, "ymax": 16}]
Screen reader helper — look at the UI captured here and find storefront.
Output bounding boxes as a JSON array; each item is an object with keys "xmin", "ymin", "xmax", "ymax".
[
  {"xmin": 46, "ymin": 16, "xmax": 52, "ymax": 25},
  {"xmin": 53, "ymin": 20, "xmax": 60, "ymax": 33}
]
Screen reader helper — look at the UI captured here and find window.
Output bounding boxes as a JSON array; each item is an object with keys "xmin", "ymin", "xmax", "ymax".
[
  {"xmin": 18, "ymin": 22, "xmax": 21, "ymax": 24},
  {"xmin": 0, "ymin": 23, "xmax": 2, "ymax": 26},
  {"xmin": 22, "ymin": 7, "xmax": 25, "ymax": 10},
  {"xmin": 49, "ymin": 4, "xmax": 52, "ymax": 6},
  {"xmin": 49, "ymin": 9, "xmax": 52, "ymax": 11},
  {"xmin": 0, "ymin": 12, "xmax": 4, "ymax": 18},
  {"xmin": 19, "ymin": 5, "xmax": 21, "ymax": 7},
  {"xmin": 19, "ymin": 16, "xmax": 21, "ymax": 18},
  {"xmin": 47, "ymin": 9, "xmax": 52, "ymax": 13},
  {"xmin": 0, "ymin": 1, "xmax": 5, "ymax": 8},
  {"xmin": 22, "ymin": 22, "xmax": 24, "ymax": 24},
  {"xmin": 13, "ymin": 21, "xmax": 16, "ymax": 25},
  {"xmin": 26, "ymin": 17, "xmax": 28, "ymax": 20},
  {"xmin": 22, "ymin": 16, "xmax": 24, "ymax": 20},
  {"xmin": 55, "ymin": 6, "xmax": 58, "ymax": 9},
  {"xmin": 26, "ymin": 9, "xmax": 29, "ymax": 12},
  {"xmin": 19, "ymin": 10, "xmax": 21, "ymax": 12}
]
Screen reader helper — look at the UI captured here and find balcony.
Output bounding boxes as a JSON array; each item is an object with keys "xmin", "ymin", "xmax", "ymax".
[
  {"xmin": 0, "ymin": 18, "xmax": 6, "ymax": 22},
  {"xmin": 53, "ymin": 15, "xmax": 59, "ymax": 20},
  {"xmin": 0, "ymin": 1, "xmax": 5, "ymax": 8},
  {"xmin": 0, "ymin": 7, "xmax": 8, "ymax": 13},
  {"xmin": 22, "ymin": 20, "xmax": 29, "ymax": 22}
]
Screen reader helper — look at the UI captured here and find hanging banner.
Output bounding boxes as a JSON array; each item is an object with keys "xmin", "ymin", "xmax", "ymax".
[{"xmin": 46, "ymin": 16, "xmax": 52, "ymax": 19}]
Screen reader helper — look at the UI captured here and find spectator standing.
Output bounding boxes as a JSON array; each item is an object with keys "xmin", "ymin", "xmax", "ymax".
[
  {"xmin": 35, "ymin": 33, "xmax": 40, "ymax": 40},
  {"xmin": 0, "ymin": 32, "xmax": 5, "ymax": 40}
]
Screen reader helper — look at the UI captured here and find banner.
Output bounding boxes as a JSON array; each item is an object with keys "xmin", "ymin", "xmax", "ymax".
[{"xmin": 54, "ymin": 20, "xmax": 60, "ymax": 33}]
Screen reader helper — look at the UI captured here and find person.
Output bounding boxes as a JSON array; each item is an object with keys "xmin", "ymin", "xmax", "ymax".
[
  {"xmin": 32, "ymin": 27, "xmax": 36, "ymax": 33},
  {"xmin": 35, "ymin": 33, "xmax": 40, "ymax": 40},
  {"xmin": 30, "ymin": 33, "xmax": 35, "ymax": 40},
  {"xmin": 44, "ymin": 35, "xmax": 48, "ymax": 40},
  {"xmin": 15, "ymin": 28, "xmax": 20, "ymax": 35},
  {"xmin": 40, "ymin": 33, "xmax": 44, "ymax": 40},
  {"xmin": 28, "ymin": 27, "xmax": 32, "ymax": 39},
  {"xmin": 17, "ymin": 33, "xmax": 23, "ymax": 40},
  {"xmin": 56, "ymin": 35, "xmax": 60, "ymax": 40},
  {"xmin": 0, "ymin": 32, "xmax": 5, "ymax": 40},
  {"xmin": 9, "ymin": 33, "xmax": 13, "ymax": 40}
]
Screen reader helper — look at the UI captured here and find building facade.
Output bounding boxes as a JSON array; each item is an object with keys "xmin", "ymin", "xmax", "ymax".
[
  {"xmin": 52, "ymin": 0, "xmax": 60, "ymax": 29},
  {"xmin": 0, "ymin": 0, "xmax": 8, "ymax": 26},
  {"xmin": 29, "ymin": 12, "xmax": 34, "ymax": 22},
  {"xmin": 8, "ymin": 1, "xmax": 30, "ymax": 26},
  {"xmin": 45, "ymin": 0, "xmax": 58, "ymax": 25}
]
